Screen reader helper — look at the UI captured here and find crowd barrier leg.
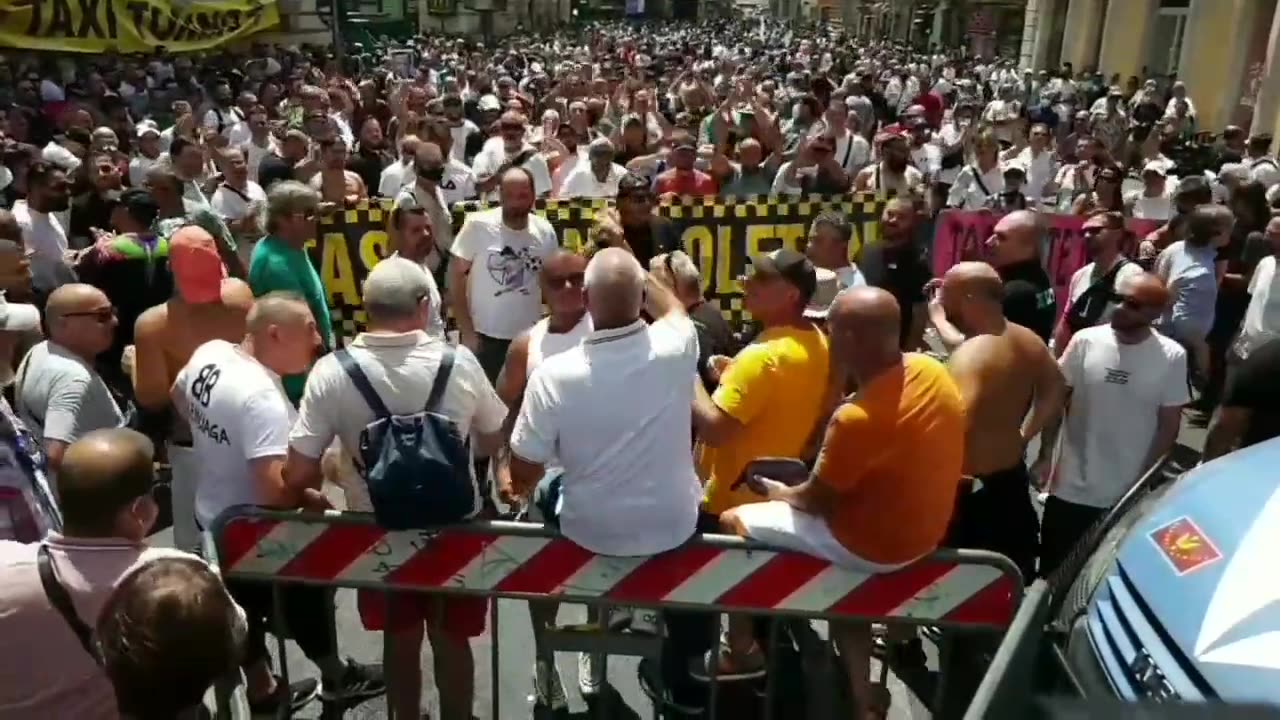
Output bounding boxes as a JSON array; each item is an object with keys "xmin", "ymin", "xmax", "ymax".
[
  {"xmin": 489, "ymin": 601, "xmax": 500, "ymax": 720},
  {"xmin": 271, "ymin": 584, "xmax": 291, "ymax": 720}
]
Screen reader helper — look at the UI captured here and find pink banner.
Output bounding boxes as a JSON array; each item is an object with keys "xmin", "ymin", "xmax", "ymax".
[{"xmin": 931, "ymin": 210, "xmax": 1160, "ymax": 305}]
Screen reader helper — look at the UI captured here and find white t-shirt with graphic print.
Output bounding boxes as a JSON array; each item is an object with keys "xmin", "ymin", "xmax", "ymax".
[
  {"xmin": 1053, "ymin": 326, "xmax": 1189, "ymax": 509},
  {"xmin": 450, "ymin": 207, "xmax": 558, "ymax": 340}
]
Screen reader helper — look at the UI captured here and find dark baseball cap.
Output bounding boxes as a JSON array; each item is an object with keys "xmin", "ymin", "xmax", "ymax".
[{"xmin": 749, "ymin": 248, "xmax": 817, "ymax": 301}]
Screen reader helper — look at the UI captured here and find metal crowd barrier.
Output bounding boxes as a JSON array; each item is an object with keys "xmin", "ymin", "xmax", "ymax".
[{"xmin": 209, "ymin": 505, "xmax": 1026, "ymax": 719}]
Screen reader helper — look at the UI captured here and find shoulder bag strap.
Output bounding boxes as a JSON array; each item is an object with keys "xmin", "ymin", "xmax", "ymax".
[
  {"xmin": 839, "ymin": 133, "xmax": 854, "ymax": 171},
  {"xmin": 970, "ymin": 165, "xmax": 991, "ymax": 196},
  {"xmin": 219, "ymin": 182, "xmax": 252, "ymax": 204},
  {"xmin": 13, "ymin": 351, "xmax": 40, "ymax": 429},
  {"xmin": 37, "ymin": 544, "xmax": 100, "ymax": 664},
  {"xmin": 425, "ymin": 346, "xmax": 456, "ymax": 413},
  {"xmin": 335, "ymin": 350, "xmax": 392, "ymax": 419}
]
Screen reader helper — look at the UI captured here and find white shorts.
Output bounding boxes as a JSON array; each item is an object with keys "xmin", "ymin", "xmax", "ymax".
[{"xmin": 733, "ymin": 501, "xmax": 913, "ymax": 574}]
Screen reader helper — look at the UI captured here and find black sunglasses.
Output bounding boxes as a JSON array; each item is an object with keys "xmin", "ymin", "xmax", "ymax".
[{"xmin": 63, "ymin": 307, "xmax": 116, "ymax": 322}]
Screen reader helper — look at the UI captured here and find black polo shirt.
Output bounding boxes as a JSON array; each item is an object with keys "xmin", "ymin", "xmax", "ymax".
[
  {"xmin": 999, "ymin": 259, "xmax": 1057, "ymax": 342},
  {"xmin": 859, "ymin": 241, "xmax": 932, "ymax": 349}
]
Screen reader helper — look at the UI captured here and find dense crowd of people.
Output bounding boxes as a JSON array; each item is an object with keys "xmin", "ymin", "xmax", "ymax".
[{"xmin": 0, "ymin": 14, "xmax": 1279, "ymax": 720}]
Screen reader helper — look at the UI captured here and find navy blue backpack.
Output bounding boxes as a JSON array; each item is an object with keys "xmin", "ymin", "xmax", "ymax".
[{"xmin": 336, "ymin": 347, "xmax": 475, "ymax": 529}]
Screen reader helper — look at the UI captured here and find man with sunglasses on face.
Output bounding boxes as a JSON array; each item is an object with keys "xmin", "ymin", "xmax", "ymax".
[
  {"xmin": 16, "ymin": 284, "xmax": 123, "ymax": 478},
  {"xmin": 605, "ymin": 173, "xmax": 680, "ymax": 269},
  {"xmin": 1033, "ymin": 272, "xmax": 1188, "ymax": 577},
  {"xmin": 395, "ymin": 142, "xmax": 458, "ymax": 276}
]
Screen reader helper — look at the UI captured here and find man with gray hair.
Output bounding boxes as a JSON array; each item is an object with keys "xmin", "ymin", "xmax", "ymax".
[
  {"xmin": 559, "ymin": 137, "xmax": 627, "ymax": 199},
  {"xmin": 287, "ymin": 257, "xmax": 504, "ymax": 720},
  {"xmin": 507, "ymin": 246, "xmax": 702, "ymax": 697},
  {"xmin": 248, "ymin": 180, "xmax": 332, "ymax": 404}
]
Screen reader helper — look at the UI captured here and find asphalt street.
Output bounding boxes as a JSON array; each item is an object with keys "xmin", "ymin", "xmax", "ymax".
[{"xmin": 151, "ymin": 412, "xmax": 1209, "ymax": 720}]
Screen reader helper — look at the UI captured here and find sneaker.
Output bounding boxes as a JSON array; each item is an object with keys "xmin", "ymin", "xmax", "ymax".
[
  {"xmin": 578, "ymin": 651, "xmax": 604, "ymax": 697},
  {"xmin": 689, "ymin": 643, "xmax": 767, "ymax": 682},
  {"xmin": 531, "ymin": 658, "xmax": 568, "ymax": 710},
  {"xmin": 247, "ymin": 676, "xmax": 320, "ymax": 715},
  {"xmin": 319, "ymin": 658, "xmax": 386, "ymax": 703}
]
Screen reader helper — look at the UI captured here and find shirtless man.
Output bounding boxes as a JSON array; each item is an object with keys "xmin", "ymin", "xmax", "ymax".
[
  {"xmin": 132, "ymin": 226, "xmax": 253, "ymax": 552},
  {"xmin": 491, "ymin": 249, "xmax": 591, "ymax": 709},
  {"xmin": 933, "ymin": 261, "xmax": 1066, "ymax": 580},
  {"xmin": 308, "ymin": 137, "xmax": 366, "ymax": 206},
  {"xmin": 852, "ymin": 131, "xmax": 925, "ymax": 197}
]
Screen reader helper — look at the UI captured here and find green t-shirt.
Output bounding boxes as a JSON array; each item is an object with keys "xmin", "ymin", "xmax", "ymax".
[{"xmin": 248, "ymin": 235, "xmax": 333, "ymax": 403}]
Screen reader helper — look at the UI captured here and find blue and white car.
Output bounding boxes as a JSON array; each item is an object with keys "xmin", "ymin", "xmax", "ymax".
[{"xmin": 1059, "ymin": 438, "xmax": 1280, "ymax": 705}]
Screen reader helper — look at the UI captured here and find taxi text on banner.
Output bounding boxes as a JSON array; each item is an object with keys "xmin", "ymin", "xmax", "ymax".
[
  {"xmin": 307, "ymin": 195, "xmax": 886, "ymax": 346},
  {"xmin": 931, "ymin": 209, "xmax": 1161, "ymax": 305},
  {"xmin": 0, "ymin": 0, "xmax": 280, "ymax": 54}
]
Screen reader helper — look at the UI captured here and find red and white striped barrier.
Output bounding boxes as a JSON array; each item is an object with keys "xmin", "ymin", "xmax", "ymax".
[{"xmin": 213, "ymin": 509, "xmax": 1022, "ymax": 628}]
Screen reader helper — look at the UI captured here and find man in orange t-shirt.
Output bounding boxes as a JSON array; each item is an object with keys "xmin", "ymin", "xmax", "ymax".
[
  {"xmin": 722, "ymin": 286, "xmax": 966, "ymax": 718},
  {"xmin": 652, "ymin": 133, "xmax": 717, "ymax": 197}
]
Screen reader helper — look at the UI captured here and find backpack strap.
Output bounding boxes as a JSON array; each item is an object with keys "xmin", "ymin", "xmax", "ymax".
[
  {"xmin": 335, "ymin": 349, "xmax": 392, "ymax": 419},
  {"xmin": 38, "ymin": 544, "xmax": 100, "ymax": 664},
  {"xmin": 425, "ymin": 346, "xmax": 456, "ymax": 413}
]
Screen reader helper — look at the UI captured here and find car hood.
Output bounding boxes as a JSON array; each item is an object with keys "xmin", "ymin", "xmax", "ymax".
[{"xmin": 1117, "ymin": 438, "xmax": 1280, "ymax": 703}]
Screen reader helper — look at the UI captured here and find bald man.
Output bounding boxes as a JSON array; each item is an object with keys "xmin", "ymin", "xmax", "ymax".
[
  {"xmin": 495, "ymin": 250, "xmax": 592, "ymax": 499},
  {"xmin": 984, "ymin": 210, "xmax": 1056, "ymax": 343},
  {"xmin": 1034, "ymin": 272, "xmax": 1188, "ymax": 576},
  {"xmin": 723, "ymin": 286, "xmax": 966, "ymax": 719},
  {"xmin": 17, "ymin": 284, "xmax": 123, "ymax": 472},
  {"xmin": 858, "ymin": 197, "xmax": 932, "ymax": 350},
  {"xmin": 508, "ymin": 248, "xmax": 698, "ymax": 705},
  {"xmin": 449, "ymin": 167, "xmax": 559, "ymax": 381},
  {"xmin": 173, "ymin": 291, "xmax": 384, "ymax": 710},
  {"xmin": 932, "ymin": 262, "xmax": 1065, "ymax": 581},
  {"xmin": 0, "ymin": 428, "xmax": 219, "ymax": 719}
]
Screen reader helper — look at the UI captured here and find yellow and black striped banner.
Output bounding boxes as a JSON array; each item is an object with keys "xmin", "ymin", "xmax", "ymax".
[{"xmin": 305, "ymin": 193, "xmax": 887, "ymax": 345}]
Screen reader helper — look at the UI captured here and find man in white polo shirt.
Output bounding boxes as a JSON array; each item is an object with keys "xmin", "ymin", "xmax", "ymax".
[
  {"xmin": 286, "ymin": 258, "xmax": 505, "ymax": 720},
  {"xmin": 508, "ymin": 247, "xmax": 702, "ymax": 703}
]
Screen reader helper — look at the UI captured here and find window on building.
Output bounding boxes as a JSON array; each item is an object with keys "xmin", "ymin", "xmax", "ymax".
[{"xmin": 1146, "ymin": 0, "xmax": 1190, "ymax": 77}]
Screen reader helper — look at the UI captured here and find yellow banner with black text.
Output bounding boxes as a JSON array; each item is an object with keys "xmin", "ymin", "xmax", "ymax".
[
  {"xmin": 305, "ymin": 195, "xmax": 887, "ymax": 346},
  {"xmin": 0, "ymin": 0, "xmax": 279, "ymax": 53}
]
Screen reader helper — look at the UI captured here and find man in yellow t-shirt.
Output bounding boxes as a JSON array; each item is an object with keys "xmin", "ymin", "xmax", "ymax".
[
  {"xmin": 721, "ymin": 287, "xmax": 966, "ymax": 718},
  {"xmin": 694, "ymin": 248, "xmax": 831, "ymax": 517},
  {"xmin": 690, "ymin": 248, "xmax": 831, "ymax": 680}
]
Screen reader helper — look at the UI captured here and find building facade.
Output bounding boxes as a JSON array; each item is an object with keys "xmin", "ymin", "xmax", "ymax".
[{"xmin": 1024, "ymin": 0, "xmax": 1280, "ymax": 136}]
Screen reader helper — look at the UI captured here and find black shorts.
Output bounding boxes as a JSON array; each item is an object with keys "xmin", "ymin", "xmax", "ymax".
[{"xmin": 944, "ymin": 463, "xmax": 1040, "ymax": 584}]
